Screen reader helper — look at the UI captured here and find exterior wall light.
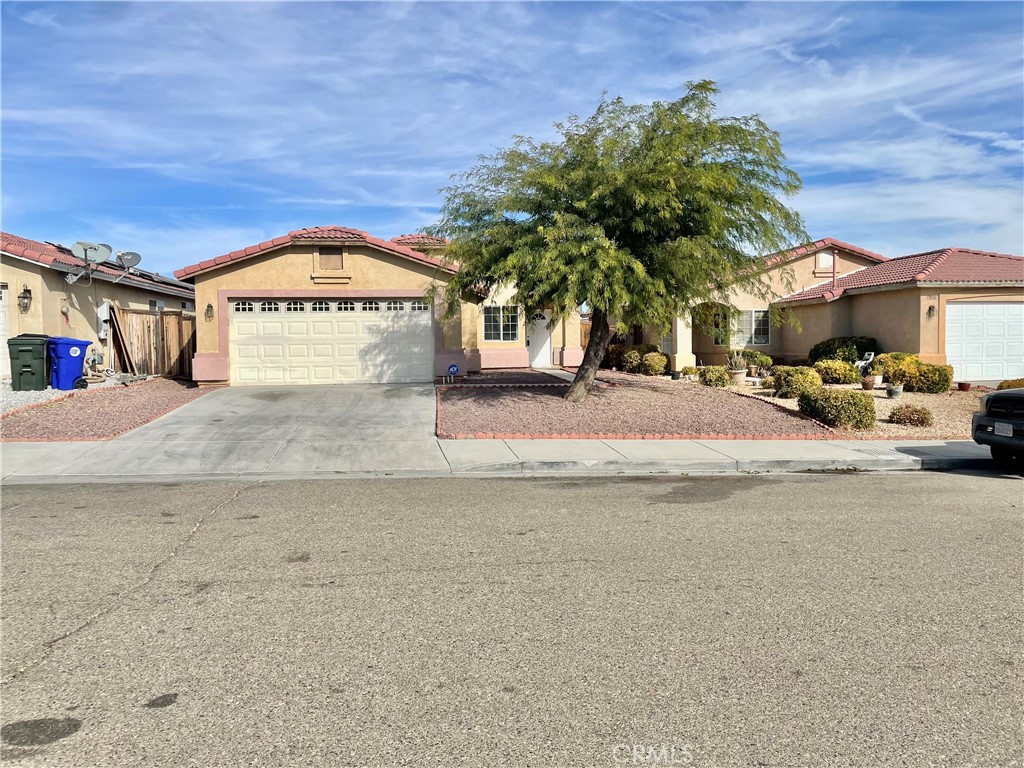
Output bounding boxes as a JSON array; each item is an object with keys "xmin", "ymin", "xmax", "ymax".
[
  {"xmin": 926, "ymin": 304, "xmax": 936, "ymax": 319},
  {"xmin": 17, "ymin": 284, "xmax": 32, "ymax": 313},
  {"xmin": 205, "ymin": 303, "xmax": 215, "ymax": 321}
]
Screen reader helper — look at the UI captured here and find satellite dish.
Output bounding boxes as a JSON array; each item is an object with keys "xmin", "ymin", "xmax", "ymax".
[
  {"xmin": 71, "ymin": 241, "xmax": 113, "ymax": 264},
  {"xmin": 116, "ymin": 251, "xmax": 142, "ymax": 269}
]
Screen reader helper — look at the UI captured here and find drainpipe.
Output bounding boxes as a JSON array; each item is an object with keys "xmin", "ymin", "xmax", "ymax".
[{"xmin": 831, "ymin": 249, "xmax": 837, "ymax": 290}]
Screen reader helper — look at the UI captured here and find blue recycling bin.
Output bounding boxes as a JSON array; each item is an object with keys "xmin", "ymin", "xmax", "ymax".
[{"xmin": 48, "ymin": 337, "xmax": 91, "ymax": 390}]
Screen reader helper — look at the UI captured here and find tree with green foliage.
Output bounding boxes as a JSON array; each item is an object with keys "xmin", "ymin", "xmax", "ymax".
[{"xmin": 430, "ymin": 81, "xmax": 806, "ymax": 402}]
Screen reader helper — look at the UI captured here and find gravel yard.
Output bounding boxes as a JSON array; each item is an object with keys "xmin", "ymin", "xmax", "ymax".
[
  {"xmin": 0, "ymin": 378, "xmax": 218, "ymax": 441},
  {"xmin": 438, "ymin": 371, "xmax": 830, "ymax": 438},
  {"xmin": 735, "ymin": 383, "xmax": 985, "ymax": 439},
  {"xmin": 454, "ymin": 369, "xmax": 566, "ymax": 385},
  {"xmin": 1, "ymin": 377, "xmax": 126, "ymax": 415}
]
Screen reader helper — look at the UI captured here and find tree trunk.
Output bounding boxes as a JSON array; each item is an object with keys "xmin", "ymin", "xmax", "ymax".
[{"xmin": 564, "ymin": 309, "xmax": 613, "ymax": 403}]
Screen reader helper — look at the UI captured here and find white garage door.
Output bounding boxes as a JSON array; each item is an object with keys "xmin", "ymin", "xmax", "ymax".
[
  {"xmin": 229, "ymin": 298, "xmax": 434, "ymax": 385},
  {"xmin": 945, "ymin": 302, "xmax": 1024, "ymax": 381},
  {"xmin": 0, "ymin": 284, "xmax": 10, "ymax": 381}
]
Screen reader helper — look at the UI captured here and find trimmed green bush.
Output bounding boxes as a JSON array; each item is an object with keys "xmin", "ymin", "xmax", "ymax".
[
  {"xmin": 814, "ymin": 359, "xmax": 860, "ymax": 384},
  {"xmin": 809, "ymin": 336, "xmax": 882, "ymax": 364},
  {"xmin": 758, "ymin": 375, "xmax": 775, "ymax": 391},
  {"xmin": 641, "ymin": 351, "xmax": 668, "ymax": 376},
  {"xmin": 698, "ymin": 366, "xmax": 729, "ymax": 387},
  {"xmin": 870, "ymin": 352, "xmax": 915, "ymax": 379},
  {"xmin": 603, "ymin": 343, "xmax": 626, "ymax": 369},
  {"xmin": 997, "ymin": 378, "xmax": 1024, "ymax": 390},
  {"xmin": 906, "ymin": 363, "xmax": 952, "ymax": 393},
  {"xmin": 680, "ymin": 366, "xmax": 699, "ymax": 376},
  {"xmin": 621, "ymin": 348, "xmax": 643, "ymax": 373},
  {"xmin": 741, "ymin": 350, "xmax": 773, "ymax": 369},
  {"xmin": 798, "ymin": 388, "xmax": 876, "ymax": 429},
  {"xmin": 773, "ymin": 366, "xmax": 823, "ymax": 398},
  {"xmin": 888, "ymin": 404, "xmax": 934, "ymax": 427}
]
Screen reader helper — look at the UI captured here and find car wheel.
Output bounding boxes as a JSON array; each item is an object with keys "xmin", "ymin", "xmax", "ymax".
[{"xmin": 990, "ymin": 446, "xmax": 1017, "ymax": 471}]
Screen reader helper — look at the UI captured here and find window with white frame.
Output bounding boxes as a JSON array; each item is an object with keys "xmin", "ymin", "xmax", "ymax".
[
  {"xmin": 233, "ymin": 301, "xmax": 254, "ymax": 313},
  {"xmin": 362, "ymin": 300, "xmax": 380, "ymax": 312},
  {"xmin": 286, "ymin": 300, "xmax": 305, "ymax": 312},
  {"xmin": 483, "ymin": 306, "xmax": 519, "ymax": 341},
  {"xmin": 337, "ymin": 300, "xmax": 355, "ymax": 312},
  {"xmin": 733, "ymin": 310, "xmax": 770, "ymax": 346},
  {"xmin": 386, "ymin": 300, "xmax": 405, "ymax": 311},
  {"xmin": 311, "ymin": 300, "xmax": 331, "ymax": 312},
  {"xmin": 410, "ymin": 299, "xmax": 430, "ymax": 311},
  {"xmin": 260, "ymin": 301, "xmax": 280, "ymax": 312}
]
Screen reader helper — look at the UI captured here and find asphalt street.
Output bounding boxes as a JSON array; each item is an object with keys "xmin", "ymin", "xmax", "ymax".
[{"xmin": 1, "ymin": 473, "xmax": 1021, "ymax": 767}]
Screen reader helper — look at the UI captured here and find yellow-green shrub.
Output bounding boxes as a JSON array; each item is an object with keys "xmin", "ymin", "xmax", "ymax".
[
  {"xmin": 997, "ymin": 378, "xmax": 1024, "ymax": 390},
  {"xmin": 621, "ymin": 348, "xmax": 642, "ymax": 373},
  {"xmin": 641, "ymin": 352, "xmax": 668, "ymax": 376},
  {"xmin": 773, "ymin": 366, "xmax": 823, "ymax": 398},
  {"xmin": 698, "ymin": 366, "xmax": 729, "ymax": 387},
  {"xmin": 813, "ymin": 359, "xmax": 860, "ymax": 384},
  {"xmin": 888, "ymin": 404, "xmax": 934, "ymax": 427},
  {"xmin": 680, "ymin": 366, "xmax": 699, "ymax": 376},
  {"xmin": 798, "ymin": 389, "xmax": 876, "ymax": 429}
]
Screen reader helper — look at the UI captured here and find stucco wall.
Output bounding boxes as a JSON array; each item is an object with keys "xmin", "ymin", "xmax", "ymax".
[{"xmin": 2, "ymin": 256, "xmax": 193, "ymax": 362}]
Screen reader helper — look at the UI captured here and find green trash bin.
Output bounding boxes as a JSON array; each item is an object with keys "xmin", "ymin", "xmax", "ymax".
[{"xmin": 7, "ymin": 334, "xmax": 50, "ymax": 391}]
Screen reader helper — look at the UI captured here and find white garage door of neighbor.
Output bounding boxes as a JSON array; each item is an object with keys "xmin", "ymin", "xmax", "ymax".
[
  {"xmin": 229, "ymin": 298, "xmax": 434, "ymax": 385},
  {"xmin": 945, "ymin": 301, "xmax": 1024, "ymax": 382},
  {"xmin": 0, "ymin": 284, "xmax": 10, "ymax": 381}
]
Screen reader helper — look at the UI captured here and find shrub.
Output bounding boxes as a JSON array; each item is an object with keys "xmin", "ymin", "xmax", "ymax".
[
  {"xmin": 641, "ymin": 351, "xmax": 668, "ymax": 376},
  {"xmin": 888, "ymin": 404, "xmax": 934, "ymax": 427},
  {"xmin": 603, "ymin": 343, "xmax": 625, "ymax": 369},
  {"xmin": 741, "ymin": 350, "xmax": 773, "ymax": 369},
  {"xmin": 870, "ymin": 352, "xmax": 915, "ymax": 379},
  {"xmin": 905, "ymin": 363, "xmax": 952, "ymax": 393},
  {"xmin": 621, "ymin": 348, "xmax": 643, "ymax": 373},
  {"xmin": 726, "ymin": 350, "xmax": 747, "ymax": 370},
  {"xmin": 773, "ymin": 366, "xmax": 823, "ymax": 399},
  {"xmin": 809, "ymin": 336, "xmax": 882, "ymax": 364},
  {"xmin": 698, "ymin": 365, "xmax": 729, "ymax": 387},
  {"xmin": 997, "ymin": 378, "xmax": 1024, "ymax": 390},
  {"xmin": 798, "ymin": 388, "xmax": 876, "ymax": 429},
  {"xmin": 814, "ymin": 359, "xmax": 860, "ymax": 384},
  {"xmin": 759, "ymin": 375, "xmax": 775, "ymax": 391},
  {"xmin": 680, "ymin": 366, "xmax": 699, "ymax": 376}
]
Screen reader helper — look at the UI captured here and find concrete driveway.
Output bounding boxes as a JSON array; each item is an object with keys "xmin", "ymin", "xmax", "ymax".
[{"xmin": 30, "ymin": 384, "xmax": 448, "ymax": 476}]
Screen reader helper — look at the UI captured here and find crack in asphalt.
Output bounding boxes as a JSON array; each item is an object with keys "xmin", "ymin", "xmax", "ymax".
[{"xmin": 2, "ymin": 480, "xmax": 262, "ymax": 686}]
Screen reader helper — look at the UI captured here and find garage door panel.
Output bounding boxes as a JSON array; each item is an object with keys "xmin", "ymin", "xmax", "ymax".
[
  {"xmin": 230, "ymin": 298, "xmax": 434, "ymax": 385},
  {"xmin": 946, "ymin": 302, "xmax": 1024, "ymax": 381}
]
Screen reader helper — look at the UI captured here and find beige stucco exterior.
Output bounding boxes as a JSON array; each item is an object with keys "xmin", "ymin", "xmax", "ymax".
[
  {"xmin": 187, "ymin": 242, "xmax": 584, "ymax": 384},
  {"xmin": 1, "ymin": 255, "xmax": 194, "ymax": 372}
]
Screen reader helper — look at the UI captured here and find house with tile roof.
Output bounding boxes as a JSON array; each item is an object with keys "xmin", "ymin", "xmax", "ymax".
[
  {"xmin": 173, "ymin": 226, "xmax": 583, "ymax": 385},
  {"xmin": 656, "ymin": 240, "xmax": 1023, "ymax": 383},
  {"xmin": 1, "ymin": 231, "xmax": 195, "ymax": 381}
]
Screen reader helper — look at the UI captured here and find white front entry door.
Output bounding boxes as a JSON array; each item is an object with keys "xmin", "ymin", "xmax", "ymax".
[
  {"xmin": 229, "ymin": 298, "xmax": 434, "ymax": 385},
  {"xmin": 945, "ymin": 301, "xmax": 1024, "ymax": 381},
  {"xmin": 527, "ymin": 310, "xmax": 553, "ymax": 368}
]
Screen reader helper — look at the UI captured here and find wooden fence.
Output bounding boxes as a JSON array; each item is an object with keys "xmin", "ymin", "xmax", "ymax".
[{"xmin": 109, "ymin": 306, "xmax": 196, "ymax": 378}]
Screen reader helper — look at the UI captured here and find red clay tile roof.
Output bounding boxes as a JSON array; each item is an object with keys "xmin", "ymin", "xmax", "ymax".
[
  {"xmin": 1, "ymin": 231, "xmax": 194, "ymax": 299},
  {"xmin": 763, "ymin": 237, "xmax": 889, "ymax": 267},
  {"xmin": 778, "ymin": 248, "xmax": 1024, "ymax": 303},
  {"xmin": 391, "ymin": 234, "xmax": 448, "ymax": 247},
  {"xmin": 174, "ymin": 226, "xmax": 457, "ymax": 280}
]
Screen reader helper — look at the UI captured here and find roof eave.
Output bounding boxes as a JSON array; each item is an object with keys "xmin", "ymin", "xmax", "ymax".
[{"xmin": 2, "ymin": 249, "xmax": 195, "ymax": 298}]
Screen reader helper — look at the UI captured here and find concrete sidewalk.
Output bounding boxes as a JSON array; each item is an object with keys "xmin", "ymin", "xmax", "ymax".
[{"xmin": 0, "ymin": 436, "xmax": 995, "ymax": 483}]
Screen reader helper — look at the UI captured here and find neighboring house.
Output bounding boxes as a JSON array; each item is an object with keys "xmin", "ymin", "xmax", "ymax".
[
  {"xmin": 657, "ymin": 238, "xmax": 889, "ymax": 369},
  {"xmin": 776, "ymin": 247, "xmax": 1024, "ymax": 382},
  {"xmin": 1, "ymin": 232, "xmax": 196, "ymax": 381},
  {"xmin": 654, "ymin": 238, "xmax": 1023, "ymax": 382},
  {"xmin": 173, "ymin": 226, "xmax": 583, "ymax": 386}
]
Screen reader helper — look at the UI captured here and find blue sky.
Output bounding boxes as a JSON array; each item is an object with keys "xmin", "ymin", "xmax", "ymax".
[{"xmin": 2, "ymin": 1, "xmax": 1022, "ymax": 277}]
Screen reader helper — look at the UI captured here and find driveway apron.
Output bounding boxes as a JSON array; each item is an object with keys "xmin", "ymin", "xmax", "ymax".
[{"xmin": 53, "ymin": 384, "xmax": 447, "ymax": 476}]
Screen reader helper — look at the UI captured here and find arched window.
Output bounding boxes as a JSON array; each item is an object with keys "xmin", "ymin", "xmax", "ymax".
[
  {"xmin": 233, "ymin": 301, "xmax": 254, "ymax": 313},
  {"xmin": 337, "ymin": 300, "xmax": 355, "ymax": 312},
  {"xmin": 410, "ymin": 300, "xmax": 430, "ymax": 311},
  {"xmin": 311, "ymin": 300, "xmax": 331, "ymax": 312},
  {"xmin": 286, "ymin": 300, "xmax": 305, "ymax": 312},
  {"xmin": 386, "ymin": 300, "xmax": 405, "ymax": 311},
  {"xmin": 361, "ymin": 300, "xmax": 380, "ymax": 311},
  {"xmin": 259, "ymin": 301, "xmax": 279, "ymax": 313}
]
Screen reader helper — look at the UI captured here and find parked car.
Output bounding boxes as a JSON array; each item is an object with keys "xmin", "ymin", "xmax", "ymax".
[{"xmin": 972, "ymin": 387, "xmax": 1024, "ymax": 469}]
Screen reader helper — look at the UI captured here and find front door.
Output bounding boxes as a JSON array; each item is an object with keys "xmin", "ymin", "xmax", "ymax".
[{"xmin": 527, "ymin": 310, "xmax": 553, "ymax": 368}]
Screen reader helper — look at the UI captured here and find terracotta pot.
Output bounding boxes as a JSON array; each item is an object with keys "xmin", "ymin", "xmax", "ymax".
[
  {"xmin": 729, "ymin": 369, "xmax": 747, "ymax": 384},
  {"xmin": 957, "ymin": 382, "xmax": 972, "ymax": 392},
  {"xmin": 861, "ymin": 379, "xmax": 875, "ymax": 390},
  {"xmin": 747, "ymin": 365, "xmax": 759, "ymax": 377}
]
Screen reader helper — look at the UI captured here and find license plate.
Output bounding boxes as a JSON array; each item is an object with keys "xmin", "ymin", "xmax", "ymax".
[{"xmin": 995, "ymin": 422, "xmax": 1014, "ymax": 437}]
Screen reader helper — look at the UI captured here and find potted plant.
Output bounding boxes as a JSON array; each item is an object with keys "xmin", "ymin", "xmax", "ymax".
[
  {"xmin": 886, "ymin": 368, "xmax": 906, "ymax": 398},
  {"xmin": 861, "ymin": 375, "xmax": 875, "ymax": 391},
  {"xmin": 866, "ymin": 359, "xmax": 884, "ymax": 388},
  {"xmin": 727, "ymin": 351, "xmax": 748, "ymax": 384},
  {"xmin": 957, "ymin": 381, "xmax": 972, "ymax": 392}
]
